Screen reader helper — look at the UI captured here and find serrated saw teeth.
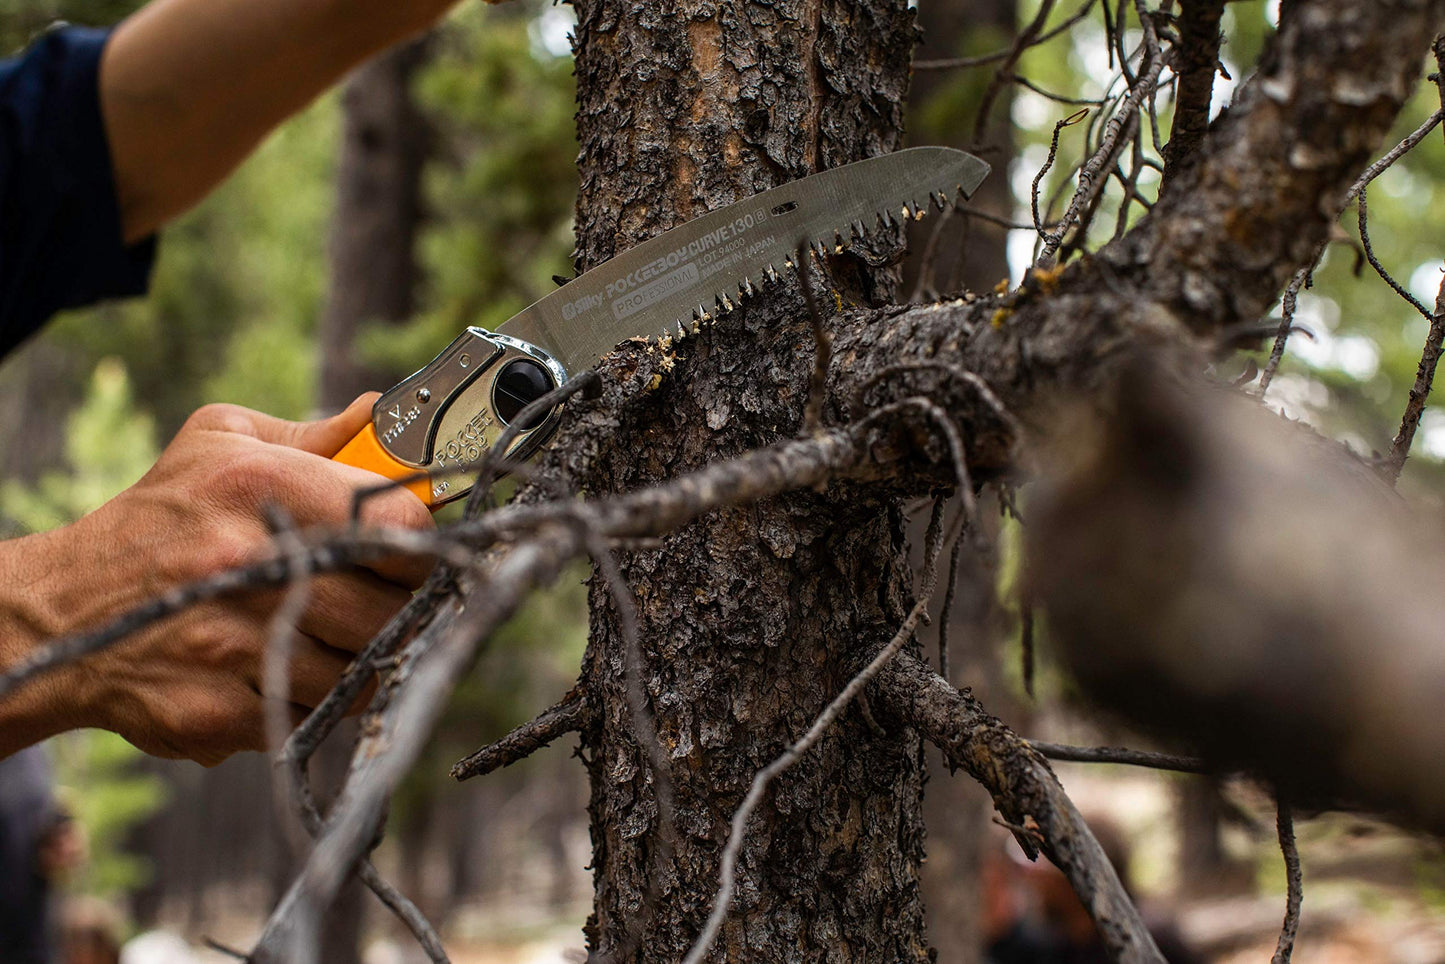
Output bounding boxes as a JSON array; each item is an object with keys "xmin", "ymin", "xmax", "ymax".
[
  {"xmin": 851, "ymin": 219, "xmax": 868, "ymax": 242},
  {"xmin": 931, "ymin": 191, "xmax": 947, "ymax": 211},
  {"xmin": 764, "ymin": 265, "xmax": 780, "ymax": 284}
]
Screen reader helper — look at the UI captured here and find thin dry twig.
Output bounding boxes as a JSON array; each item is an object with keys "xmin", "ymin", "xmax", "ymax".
[
  {"xmin": 913, "ymin": 0, "xmax": 1098, "ymax": 71},
  {"xmin": 260, "ymin": 508, "xmax": 315, "ymax": 858},
  {"xmin": 1034, "ymin": 108, "xmax": 1091, "ymax": 237},
  {"xmin": 973, "ymin": 0, "xmax": 1061, "ymax": 143},
  {"xmin": 1385, "ymin": 45, "xmax": 1445, "ymax": 480},
  {"xmin": 451, "ymin": 688, "xmax": 588, "ymax": 780},
  {"xmin": 1038, "ymin": 0, "xmax": 1166, "ymax": 267},
  {"xmin": 1028, "ymin": 741, "xmax": 1210, "ymax": 773},
  {"xmin": 1358, "ymin": 188, "xmax": 1434, "ymax": 321},
  {"xmin": 1257, "ymin": 261, "xmax": 1315, "ymax": 397},
  {"xmin": 1271, "ymin": 799, "xmax": 1303, "ymax": 964}
]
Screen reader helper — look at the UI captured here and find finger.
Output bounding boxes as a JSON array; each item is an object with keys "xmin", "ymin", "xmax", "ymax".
[
  {"xmin": 293, "ymin": 572, "xmax": 414, "ymax": 653},
  {"xmin": 251, "ymin": 445, "xmax": 437, "ymax": 588},
  {"xmin": 193, "ymin": 394, "xmax": 381, "ymax": 456}
]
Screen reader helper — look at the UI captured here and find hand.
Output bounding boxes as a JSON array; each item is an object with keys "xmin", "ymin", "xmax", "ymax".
[{"xmin": 0, "ymin": 395, "xmax": 435, "ymax": 765}]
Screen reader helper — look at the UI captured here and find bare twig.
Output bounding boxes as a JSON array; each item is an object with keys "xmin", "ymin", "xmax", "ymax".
[
  {"xmin": 261, "ymin": 509, "xmax": 314, "ymax": 858},
  {"xmin": 1346, "ymin": 109, "xmax": 1444, "ymax": 203},
  {"xmin": 1388, "ymin": 268, "xmax": 1445, "ymax": 479},
  {"xmin": 1033, "ymin": 108, "xmax": 1091, "ymax": 238},
  {"xmin": 937, "ymin": 534, "xmax": 963, "ymax": 681},
  {"xmin": 913, "ymin": 0, "xmax": 1098, "ymax": 71},
  {"xmin": 1038, "ymin": 0, "xmax": 1166, "ymax": 267},
  {"xmin": 1257, "ymin": 261, "xmax": 1315, "ymax": 397},
  {"xmin": 451, "ymin": 688, "xmax": 588, "ymax": 780},
  {"xmin": 1385, "ymin": 43, "xmax": 1445, "ymax": 480},
  {"xmin": 1358, "ymin": 188, "xmax": 1434, "ymax": 321},
  {"xmin": 973, "ymin": 0, "xmax": 1061, "ymax": 143},
  {"xmin": 1271, "ymin": 799, "xmax": 1303, "ymax": 964},
  {"xmin": 0, "ymin": 528, "xmax": 472, "ymax": 701},
  {"xmin": 1028, "ymin": 741, "xmax": 1210, "ymax": 774},
  {"xmin": 873, "ymin": 652, "xmax": 1165, "ymax": 963}
]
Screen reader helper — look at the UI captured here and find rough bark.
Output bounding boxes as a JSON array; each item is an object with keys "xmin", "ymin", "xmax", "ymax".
[
  {"xmin": 318, "ymin": 39, "xmax": 431, "ymax": 412},
  {"xmin": 544, "ymin": 0, "xmax": 1445, "ymax": 955},
  {"xmin": 567, "ymin": 0, "xmax": 932, "ymax": 958},
  {"xmin": 151, "ymin": 0, "xmax": 1445, "ymax": 958}
]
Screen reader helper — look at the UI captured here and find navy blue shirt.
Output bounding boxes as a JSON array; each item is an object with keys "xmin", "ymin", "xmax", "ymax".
[{"xmin": 0, "ymin": 26, "xmax": 156, "ymax": 359}]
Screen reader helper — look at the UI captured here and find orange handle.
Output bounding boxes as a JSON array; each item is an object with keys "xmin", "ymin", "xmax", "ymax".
[{"xmin": 333, "ymin": 422, "xmax": 437, "ymax": 508}]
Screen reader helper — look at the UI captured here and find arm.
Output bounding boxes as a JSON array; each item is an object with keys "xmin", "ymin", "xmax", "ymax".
[
  {"xmin": 100, "ymin": 0, "xmax": 457, "ymax": 243},
  {"xmin": 0, "ymin": 396, "xmax": 435, "ymax": 765}
]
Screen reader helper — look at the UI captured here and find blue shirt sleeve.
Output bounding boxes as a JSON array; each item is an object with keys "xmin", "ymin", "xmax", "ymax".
[{"xmin": 0, "ymin": 26, "xmax": 157, "ymax": 360}]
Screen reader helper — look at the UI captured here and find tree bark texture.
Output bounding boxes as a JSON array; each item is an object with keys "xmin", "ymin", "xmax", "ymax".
[
  {"xmin": 543, "ymin": 1, "xmax": 1445, "ymax": 955},
  {"xmin": 566, "ymin": 0, "xmax": 931, "ymax": 958},
  {"xmin": 318, "ymin": 39, "xmax": 431, "ymax": 413}
]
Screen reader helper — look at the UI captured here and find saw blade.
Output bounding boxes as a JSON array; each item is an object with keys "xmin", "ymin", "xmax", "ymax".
[{"xmin": 498, "ymin": 146, "xmax": 990, "ymax": 375}]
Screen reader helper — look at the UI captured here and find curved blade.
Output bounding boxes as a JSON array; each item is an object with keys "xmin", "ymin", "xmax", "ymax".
[{"xmin": 499, "ymin": 146, "xmax": 989, "ymax": 374}]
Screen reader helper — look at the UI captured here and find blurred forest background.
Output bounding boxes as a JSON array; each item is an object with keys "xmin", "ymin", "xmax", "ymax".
[{"xmin": 2, "ymin": 0, "xmax": 1444, "ymax": 961}]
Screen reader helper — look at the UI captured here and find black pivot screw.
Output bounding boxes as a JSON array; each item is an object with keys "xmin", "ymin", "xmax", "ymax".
[{"xmin": 492, "ymin": 358, "xmax": 556, "ymax": 430}]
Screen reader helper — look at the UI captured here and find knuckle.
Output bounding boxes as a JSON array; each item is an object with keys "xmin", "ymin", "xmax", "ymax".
[
  {"xmin": 194, "ymin": 530, "xmax": 263, "ymax": 578},
  {"xmin": 215, "ymin": 450, "xmax": 281, "ymax": 501},
  {"xmin": 186, "ymin": 403, "xmax": 255, "ymax": 437},
  {"xmin": 364, "ymin": 492, "xmax": 435, "ymax": 533}
]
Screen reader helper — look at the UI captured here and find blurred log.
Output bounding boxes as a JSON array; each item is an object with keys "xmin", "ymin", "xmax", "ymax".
[{"xmin": 1030, "ymin": 371, "xmax": 1445, "ymax": 832}]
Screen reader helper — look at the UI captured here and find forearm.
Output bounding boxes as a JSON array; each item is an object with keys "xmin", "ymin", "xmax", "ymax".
[
  {"xmin": 101, "ymin": 0, "xmax": 457, "ymax": 242},
  {"xmin": 0, "ymin": 530, "xmax": 101, "ymax": 757}
]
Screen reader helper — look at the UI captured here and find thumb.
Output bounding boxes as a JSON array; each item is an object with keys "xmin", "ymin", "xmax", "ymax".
[{"xmin": 246, "ymin": 394, "xmax": 380, "ymax": 456}]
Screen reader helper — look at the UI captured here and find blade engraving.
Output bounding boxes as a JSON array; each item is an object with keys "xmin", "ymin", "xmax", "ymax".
[{"xmin": 499, "ymin": 146, "xmax": 990, "ymax": 374}]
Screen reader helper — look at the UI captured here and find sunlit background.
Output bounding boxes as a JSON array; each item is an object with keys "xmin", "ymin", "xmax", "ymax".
[{"xmin": 2, "ymin": 0, "xmax": 1444, "ymax": 961}]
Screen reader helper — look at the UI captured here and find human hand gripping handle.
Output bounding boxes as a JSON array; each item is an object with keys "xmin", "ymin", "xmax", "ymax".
[{"xmin": 0, "ymin": 395, "xmax": 435, "ymax": 765}]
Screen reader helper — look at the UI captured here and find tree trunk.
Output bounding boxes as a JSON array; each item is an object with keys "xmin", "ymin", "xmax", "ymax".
[
  {"xmin": 1175, "ymin": 778, "xmax": 1228, "ymax": 895},
  {"xmin": 318, "ymin": 39, "xmax": 431, "ymax": 413},
  {"xmin": 568, "ymin": 0, "xmax": 931, "ymax": 958}
]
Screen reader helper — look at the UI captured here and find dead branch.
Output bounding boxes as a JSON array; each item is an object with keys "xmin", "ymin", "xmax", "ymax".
[
  {"xmin": 1029, "ymin": 741, "xmax": 1210, "ymax": 774},
  {"xmin": 872, "ymin": 651, "xmax": 1165, "ymax": 963},
  {"xmin": 1387, "ymin": 39, "xmax": 1445, "ymax": 478},
  {"xmin": 451, "ymin": 687, "xmax": 589, "ymax": 780},
  {"xmin": 1271, "ymin": 799, "xmax": 1303, "ymax": 964},
  {"xmin": 1160, "ymin": 0, "xmax": 1225, "ymax": 192}
]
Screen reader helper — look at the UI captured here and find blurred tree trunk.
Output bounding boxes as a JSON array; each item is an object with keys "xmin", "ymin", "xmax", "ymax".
[
  {"xmin": 0, "ymin": 340, "xmax": 83, "ymax": 499},
  {"xmin": 1175, "ymin": 778, "xmax": 1228, "ymax": 895},
  {"xmin": 905, "ymin": 0, "xmax": 1015, "ymax": 299},
  {"xmin": 313, "ymin": 37, "xmax": 433, "ymax": 962},
  {"xmin": 906, "ymin": 2, "xmax": 1016, "ymax": 960},
  {"xmin": 568, "ymin": 0, "xmax": 930, "ymax": 958},
  {"xmin": 318, "ymin": 39, "xmax": 432, "ymax": 412}
]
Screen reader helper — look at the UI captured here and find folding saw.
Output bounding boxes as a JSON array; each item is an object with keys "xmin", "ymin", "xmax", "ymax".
[{"xmin": 333, "ymin": 146, "xmax": 990, "ymax": 506}]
